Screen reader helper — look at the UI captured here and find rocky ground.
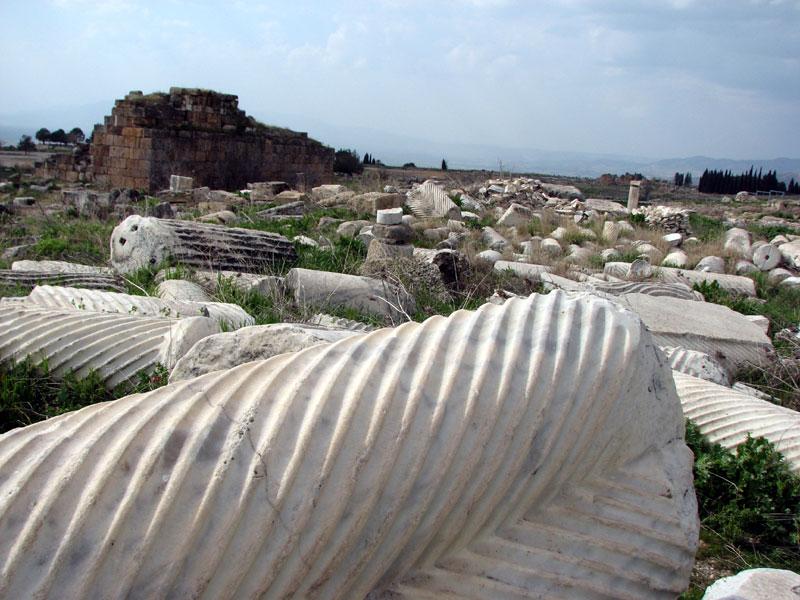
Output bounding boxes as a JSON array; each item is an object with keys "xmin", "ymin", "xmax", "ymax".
[{"xmin": 1, "ymin": 165, "xmax": 799, "ymax": 598}]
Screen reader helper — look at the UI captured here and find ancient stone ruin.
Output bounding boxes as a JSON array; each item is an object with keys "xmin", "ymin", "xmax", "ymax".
[{"xmin": 38, "ymin": 87, "xmax": 334, "ymax": 192}]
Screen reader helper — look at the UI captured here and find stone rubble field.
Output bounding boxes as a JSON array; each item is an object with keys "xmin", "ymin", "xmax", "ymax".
[{"xmin": 1, "ymin": 172, "xmax": 799, "ymax": 598}]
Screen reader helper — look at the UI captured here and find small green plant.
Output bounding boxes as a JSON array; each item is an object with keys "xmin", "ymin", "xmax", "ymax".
[{"xmin": 629, "ymin": 213, "xmax": 646, "ymax": 226}]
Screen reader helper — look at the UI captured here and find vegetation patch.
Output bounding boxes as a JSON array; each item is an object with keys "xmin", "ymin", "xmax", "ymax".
[
  {"xmin": 688, "ymin": 213, "xmax": 727, "ymax": 242},
  {"xmin": 0, "ymin": 359, "xmax": 168, "ymax": 434},
  {"xmin": 682, "ymin": 421, "xmax": 800, "ymax": 597}
]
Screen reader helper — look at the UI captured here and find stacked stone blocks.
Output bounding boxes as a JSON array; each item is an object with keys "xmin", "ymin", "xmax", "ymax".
[{"xmin": 49, "ymin": 87, "xmax": 335, "ymax": 192}]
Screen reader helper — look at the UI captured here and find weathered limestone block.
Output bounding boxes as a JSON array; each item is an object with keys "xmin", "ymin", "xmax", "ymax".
[
  {"xmin": 23, "ymin": 285, "xmax": 254, "ymax": 329},
  {"xmin": 496, "ymin": 203, "xmax": 532, "ymax": 227},
  {"xmin": 156, "ymin": 279, "xmax": 212, "ymax": 303},
  {"xmin": 695, "ymin": 255, "xmax": 726, "ymax": 274},
  {"xmin": 540, "ymin": 181, "xmax": 584, "ymax": 200},
  {"xmin": 285, "ymin": 267, "xmax": 415, "ymax": 322},
  {"xmin": 540, "ymin": 237, "xmax": 563, "ymax": 257},
  {"xmin": 723, "ymin": 227, "xmax": 751, "ymax": 258},
  {"xmin": 406, "ymin": 180, "xmax": 461, "ymax": 219},
  {"xmin": 663, "ymin": 250, "xmax": 689, "ymax": 268},
  {"xmin": 0, "ymin": 306, "xmax": 219, "ymax": 388},
  {"xmin": 494, "ymin": 261, "xmax": 553, "ymax": 281},
  {"xmin": 703, "ymin": 568, "xmax": 800, "ymax": 599},
  {"xmin": 661, "ymin": 346, "xmax": 731, "ymax": 386},
  {"xmin": 170, "ymin": 323, "xmax": 362, "ymax": 381},
  {"xmin": 347, "ymin": 192, "xmax": 403, "ymax": 214},
  {"xmin": 735, "ymin": 260, "xmax": 759, "ymax": 275},
  {"xmin": 0, "ymin": 291, "xmax": 698, "ymax": 598},
  {"xmin": 475, "ymin": 249, "xmax": 503, "ymax": 265},
  {"xmin": 110, "ymin": 215, "xmax": 297, "ymax": 274},
  {"xmin": 193, "ymin": 270, "xmax": 285, "ymax": 296},
  {"xmin": 674, "ymin": 371, "xmax": 800, "ymax": 473},
  {"xmin": 604, "ymin": 262, "xmax": 757, "ymax": 297},
  {"xmin": 11, "ymin": 260, "xmax": 114, "ymax": 274},
  {"xmin": 778, "ymin": 240, "xmax": 800, "ymax": 269},
  {"xmin": 617, "ymin": 293, "xmax": 772, "ymax": 374},
  {"xmin": 584, "ymin": 198, "xmax": 628, "ymax": 216},
  {"xmin": 311, "ymin": 184, "xmax": 347, "ymax": 201},
  {"xmin": 0, "ymin": 270, "xmax": 125, "ymax": 293},
  {"xmin": 169, "ymin": 174, "xmax": 194, "ymax": 192},
  {"xmin": 482, "ymin": 226, "xmax": 510, "ymax": 251}
]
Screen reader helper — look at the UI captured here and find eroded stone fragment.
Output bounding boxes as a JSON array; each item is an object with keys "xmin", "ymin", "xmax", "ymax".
[
  {"xmin": 156, "ymin": 279, "xmax": 212, "ymax": 303},
  {"xmin": 110, "ymin": 215, "xmax": 297, "ymax": 274},
  {"xmin": 661, "ymin": 346, "xmax": 731, "ymax": 386},
  {"xmin": 0, "ymin": 291, "xmax": 698, "ymax": 599},
  {"xmin": 11, "ymin": 260, "xmax": 114, "ymax": 274},
  {"xmin": 170, "ymin": 323, "xmax": 362, "ymax": 381},
  {"xmin": 406, "ymin": 180, "xmax": 461, "ymax": 219},
  {"xmin": 703, "ymin": 568, "xmax": 800, "ymax": 600},
  {"xmin": 285, "ymin": 267, "xmax": 415, "ymax": 322}
]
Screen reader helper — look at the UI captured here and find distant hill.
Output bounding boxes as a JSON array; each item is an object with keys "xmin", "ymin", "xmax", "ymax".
[{"xmin": 1, "ymin": 102, "xmax": 798, "ymax": 181}]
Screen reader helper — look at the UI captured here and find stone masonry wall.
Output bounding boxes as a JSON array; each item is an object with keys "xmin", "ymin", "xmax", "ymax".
[{"xmin": 88, "ymin": 88, "xmax": 334, "ymax": 192}]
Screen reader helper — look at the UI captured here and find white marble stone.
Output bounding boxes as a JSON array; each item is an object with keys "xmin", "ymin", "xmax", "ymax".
[
  {"xmin": 0, "ymin": 291, "xmax": 698, "ymax": 599},
  {"xmin": 703, "ymin": 568, "xmax": 800, "ymax": 600}
]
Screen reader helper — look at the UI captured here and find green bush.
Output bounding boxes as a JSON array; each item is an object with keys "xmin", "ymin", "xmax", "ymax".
[{"xmin": 687, "ymin": 421, "xmax": 800, "ymax": 547}]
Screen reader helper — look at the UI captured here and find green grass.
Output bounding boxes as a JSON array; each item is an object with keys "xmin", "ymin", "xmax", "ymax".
[
  {"xmin": 29, "ymin": 219, "xmax": 115, "ymax": 264},
  {"xmin": 748, "ymin": 223, "xmax": 799, "ymax": 240},
  {"xmin": 689, "ymin": 213, "xmax": 727, "ymax": 242},
  {"xmin": 0, "ymin": 359, "xmax": 168, "ymax": 434},
  {"xmin": 681, "ymin": 421, "xmax": 800, "ymax": 596},
  {"xmin": 295, "ymin": 237, "xmax": 367, "ymax": 275},
  {"xmin": 239, "ymin": 207, "xmax": 371, "ymax": 239},
  {"xmin": 559, "ymin": 229, "xmax": 596, "ymax": 246}
]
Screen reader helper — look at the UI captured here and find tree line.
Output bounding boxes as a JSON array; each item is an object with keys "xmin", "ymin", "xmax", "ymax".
[
  {"xmin": 698, "ymin": 166, "xmax": 799, "ymax": 195},
  {"xmin": 673, "ymin": 172, "xmax": 693, "ymax": 187},
  {"xmin": 35, "ymin": 127, "xmax": 86, "ymax": 146}
]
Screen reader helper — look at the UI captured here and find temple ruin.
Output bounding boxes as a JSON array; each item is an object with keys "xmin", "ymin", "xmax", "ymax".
[{"xmin": 38, "ymin": 88, "xmax": 334, "ymax": 192}]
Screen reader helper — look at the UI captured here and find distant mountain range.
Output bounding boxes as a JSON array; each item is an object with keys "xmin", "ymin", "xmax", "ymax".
[{"xmin": 2, "ymin": 102, "xmax": 798, "ymax": 182}]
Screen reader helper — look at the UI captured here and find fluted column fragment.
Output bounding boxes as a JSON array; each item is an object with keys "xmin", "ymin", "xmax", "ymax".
[
  {"xmin": 0, "ymin": 292, "xmax": 698, "ymax": 599},
  {"xmin": 674, "ymin": 371, "xmax": 800, "ymax": 473},
  {"xmin": 0, "ymin": 306, "xmax": 219, "ymax": 388},
  {"xmin": 23, "ymin": 285, "xmax": 254, "ymax": 329},
  {"xmin": 110, "ymin": 215, "xmax": 297, "ymax": 274},
  {"xmin": 0, "ymin": 270, "xmax": 125, "ymax": 293}
]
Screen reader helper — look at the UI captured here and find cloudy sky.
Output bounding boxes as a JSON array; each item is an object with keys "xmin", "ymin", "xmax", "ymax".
[{"xmin": 1, "ymin": 0, "xmax": 798, "ymax": 161}]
